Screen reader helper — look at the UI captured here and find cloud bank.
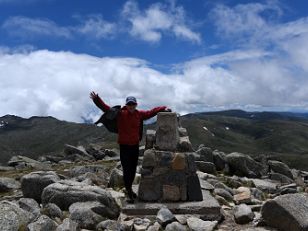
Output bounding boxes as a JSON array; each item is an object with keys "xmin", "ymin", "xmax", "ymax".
[{"xmin": 1, "ymin": 1, "xmax": 308, "ymax": 123}]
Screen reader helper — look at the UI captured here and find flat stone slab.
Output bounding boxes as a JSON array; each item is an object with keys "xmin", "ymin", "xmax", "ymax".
[{"xmin": 122, "ymin": 190, "xmax": 221, "ymax": 221}]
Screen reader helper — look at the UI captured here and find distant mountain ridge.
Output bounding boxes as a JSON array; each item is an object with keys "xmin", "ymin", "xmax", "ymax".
[{"xmin": 1, "ymin": 110, "xmax": 308, "ymax": 170}]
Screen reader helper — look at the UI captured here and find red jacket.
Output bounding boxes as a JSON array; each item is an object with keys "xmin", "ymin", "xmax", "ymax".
[{"xmin": 94, "ymin": 96, "xmax": 167, "ymax": 145}]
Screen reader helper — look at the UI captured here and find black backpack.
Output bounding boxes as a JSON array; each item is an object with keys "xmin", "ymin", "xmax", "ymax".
[{"xmin": 94, "ymin": 105, "xmax": 144, "ymax": 141}]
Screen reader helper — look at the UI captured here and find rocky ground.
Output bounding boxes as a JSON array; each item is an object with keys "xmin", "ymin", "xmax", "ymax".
[{"xmin": 0, "ymin": 143, "xmax": 308, "ymax": 231}]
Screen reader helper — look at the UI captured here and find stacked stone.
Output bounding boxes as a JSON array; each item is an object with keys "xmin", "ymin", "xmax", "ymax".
[{"xmin": 138, "ymin": 112, "xmax": 203, "ymax": 202}]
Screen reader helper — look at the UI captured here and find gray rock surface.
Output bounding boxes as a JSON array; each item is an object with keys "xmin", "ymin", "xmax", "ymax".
[
  {"xmin": 165, "ymin": 221, "xmax": 187, "ymax": 231},
  {"xmin": 196, "ymin": 147, "xmax": 213, "ymax": 162},
  {"xmin": 42, "ymin": 203, "xmax": 63, "ymax": 219},
  {"xmin": 234, "ymin": 203, "xmax": 255, "ymax": 224},
  {"xmin": 261, "ymin": 193, "xmax": 308, "ymax": 231},
  {"xmin": 155, "ymin": 112, "xmax": 179, "ymax": 151},
  {"xmin": 196, "ymin": 161, "xmax": 216, "ymax": 174},
  {"xmin": 214, "ymin": 188, "xmax": 233, "ymax": 201},
  {"xmin": 18, "ymin": 198, "xmax": 41, "ymax": 221},
  {"xmin": 0, "ymin": 177, "xmax": 20, "ymax": 192},
  {"xmin": 56, "ymin": 218, "xmax": 78, "ymax": 231},
  {"xmin": 226, "ymin": 152, "xmax": 267, "ymax": 178},
  {"xmin": 0, "ymin": 200, "xmax": 32, "ymax": 231},
  {"xmin": 212, "ymin": 150, "xmax": 226, "ymax": 171},
  {"xmin": 41, "ymin": 180, "xmax": 120, "ymax": 218},
  {"xmin": 156, "ymin": 207, "xmax": 176, "ymax": 227},
  {"xmin": 251, "ymin": 179, "xmax": 277, "ymax": 194},
  {"xmin": 268, "ymin": 160, "xmax": 293, "ymax": 179},
  {"xmin": 108, "ymin": 168, "xmax": 124, "ymax": 189},
  {"xmin": 69, "ymin": 201, "xmax": 109, "ymax": 229},
  {"xmin": 27, "ymin": 215, "xmax": 58, "ymax": 231},
  {"xmin": 186, "ymin": 217, "xmax": 217, "ymax": 231},
  {"xmin": 21, "ymin": 171, "xmax": 60, "ymax": 202}
]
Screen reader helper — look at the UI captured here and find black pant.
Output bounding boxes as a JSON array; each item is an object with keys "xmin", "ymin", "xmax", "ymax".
[{"xmin": 119, "ymin": 144, "xmax": 139, "ymax": 192}]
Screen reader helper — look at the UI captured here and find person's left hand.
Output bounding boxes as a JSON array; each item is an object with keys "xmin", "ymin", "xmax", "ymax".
[{"xmin": 164, "ymin": 107, "xmax": 172, "ymax": 112}]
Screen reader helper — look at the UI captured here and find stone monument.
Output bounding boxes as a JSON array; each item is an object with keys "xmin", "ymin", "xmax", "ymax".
[{"xmin": 138, "ymin": 112, "xmax": 203, "ymax": 202}]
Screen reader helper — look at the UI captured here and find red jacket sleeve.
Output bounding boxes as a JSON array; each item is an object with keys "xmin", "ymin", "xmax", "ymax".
[
  {"xmin": 139, "ymin": 106, "xmax": 167, "ymax": 120},
  {"xmin": 92, "ymin": 95, "xmax": 110, "ymax": 112}
]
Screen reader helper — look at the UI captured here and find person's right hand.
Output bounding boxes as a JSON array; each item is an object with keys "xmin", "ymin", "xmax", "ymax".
[{"xmin": 90, "ymin": 91, "xmax": 98, "ymax": 100}]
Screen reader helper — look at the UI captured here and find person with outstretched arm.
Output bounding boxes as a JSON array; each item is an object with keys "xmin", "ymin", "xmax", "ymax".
[{"xmin": 90, "ymin": 91, "xmax": 171, "ymax": 203}]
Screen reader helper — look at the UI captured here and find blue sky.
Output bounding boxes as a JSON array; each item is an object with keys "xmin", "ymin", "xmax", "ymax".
[
  {"xmin": 0, "ymin": 0, "xmax": 308, "ymax": 122},
  {"xmin": 0, "ymin": 0, "xmax": 305, "ymax": 65}
]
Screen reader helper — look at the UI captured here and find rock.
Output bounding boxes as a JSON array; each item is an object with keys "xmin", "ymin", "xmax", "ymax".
[
  {"xmin": 85, "ymin": 145, "xmax": 106, "ymax": 160},
  {"xmin": 96, "ymin": 219, "xmax": 123, "ymax": 231},
  {"xmin": 214, "ymin": 188, "xmax": 233, "ymax": 201},
  {"xmin": 196, "ymin": 147, "xmax": 213, "ymax": 162},
  {"xmin": 165, "ymin": 221, "xmax": 187, "ymax": 231},
  {"xmin": 147, "ymin": 221, "xmax": 161, "ymax": 231},
  {"xmin": 251, "ymin": 179, "xmax": 277, "ymax": 194},
  {"xmin": 261, "ymin": 193, "xmax": 308, "ymax": 231},
  {"xmin": 178, "ymin": 127, "xmax": 188, "ymax": 137},
  {"xmin": 187, "ymin": 174, "xmax": 203, "ymax": 201},
  {"xmin": 195, "ymin": 161, "xmax": 216, "ymax": 174},
  {"xmin": 138, "ymin": 177, "xmax": 161, "ymax": 201},
  {"xmin": 200, "ymin": 180, "xmax": 214, "ymax": 191},
  {"xmin": 171, "ymin": 152, "xmax": 186, "ymax": 170},
  {"xmin": 215, "ymin": 195, "xmax": 230, "ymax": 206},
  {"xmin": 234, "ymin": 204, "xmax": 255, "ymax": 224},
  {"xmin": 0, "ymin": 200, "xmax": 32, "ymax": 231},
  {"xmin": 0, "ymin": 165, "xmax": 14, "ymax": 171},
  {"xmin": 56, "ymin": 218, "xmax": 78, "ymax": 231},
  {"xmin": 156, "ymin": 207, "xmax": 176, "ymax": 227},
  {"xmin": 269, "ymin": 172, "xmax": 294, "ymax": 184},
  {"xmin": 42, "ymin": 203, "xmax": 63, "ymax": 219},
  {"xmin": 108, "ymin": 168, "xmax": 124, "ymax": 189},
  {"xmin": 133, "ymin": 217, "xmax": 151, "ymax": 231},
  {"xmin": 268, "ymin": 160, "xmax": 293, "ymax": 179},
  {"xmin": 27, "ymin": 215, "xmax": 58, "ymax": 231},
  {"xmin": 234, "ymin": 187, "xmax": 251, "ymax": 204},
  {"xmin": 105, "ymin": 148, "xmax": 119, "ymax": 157},
  {"xmin": 18, "ymin": 198, "xmax": 41, "ymax": 221},
  {"xmin": 142, "ymin": 149, "xmax": 156, "ymax": 168},
  {"xmin": 64, "ymin": 144, "xmax": 93, "ymax": 159},
  {"xmin": 145, "ymin": 130, "xmax": 156, "ymax": 149},
  {"xmin": 224, "ymin": 175, "xmax": 242, "ymax": 188},
  {"xmin": 226, "ymin": 152, "xmax": 267, "ymax": 178},
  {"xmin": 8, "ymin": 155, "xmax": 49, "ymax": 169},
  {"xmin": 41, "ymin": 180, "xmax": 120, "ymax": 218},
  {"xmin": 0, "ymin": 177, "xmax": 20, "ymax": 192},
  {"xmin": 77, "ymin": 172, "xmax": 108, "ymax": 186},
  {"xmin": 251, "ymin": 188, "xmax": 264, "ymax": 201},
  {"xmin": 212, "ymin": 150, "xmax": 226, "ymax": 171},
  {"xmin": 21, "ymin": 171, "xmax": 60, "ymax": 202},
  {"xmin": 162, "ymin": 184, "xmax": 181, "ymax": 201},
  {"xmin": 123, "ymin": 190, "xmax": 222, "ymax": 221},
  {"xmin": 139, "ymin": 145, "xmax": 145, "ymax": 156},
  {"xmin": 70, "ymin": 165, "xmax": 107, "ymax": 177},
  {"xmin": 177, "ymin": 136, "xmax": 193, "ymax": 152},
  {"xmin": 214, "ymin": 182, "xmax": 234, "ymax": 195},
  {"xmin": 155, "ymin": 112, "xmax": 179, "ymax": 151},
  {"xmin": 278, "ymin": 183, "xmax": 298, "ymax": 195},
  {"xmin": 186, "ymin": 217, "xmax": 217, "ymax": 231},
  {"xmin": 69, "ymin": 201, "xmax": 111, "ymax": 230}
]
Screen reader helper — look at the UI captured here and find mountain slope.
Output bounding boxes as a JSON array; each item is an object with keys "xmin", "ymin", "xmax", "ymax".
[
  {"xmin": 0, "ymin": 115, "xmax": 117, "ymax": 164},
  {"xmin": 1, "ymin": 110, "xmax": 308, "ymax": 170}
]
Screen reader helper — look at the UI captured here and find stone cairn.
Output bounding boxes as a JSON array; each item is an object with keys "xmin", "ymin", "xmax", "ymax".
[{"xmin": 138, "ymin": 112, "xmax": 203, "ymax": 202}]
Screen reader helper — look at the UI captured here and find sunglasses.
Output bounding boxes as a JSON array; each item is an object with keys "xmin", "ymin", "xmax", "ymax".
[{"xmin": 126, "ymin": 102, "xmax": 137, "ymax": 106}]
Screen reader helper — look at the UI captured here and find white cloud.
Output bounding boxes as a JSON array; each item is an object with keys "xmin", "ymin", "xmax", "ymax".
[
  {"xmin": 121, "ymin": 0, "xmax": 201, "ymax": 43},
  {"xmin": 1, "ymin": 1, "xmax": 201, "ymax": 44},
  {"xmin": 1, "ymin": 41, "xmax": 308, "ymax": 123},
  {"xmin": 2, "ymin": 16, "xmax": 72, "ymax": 38},
  {"xmin": 75, "ymin": 15, "xmax": 117, "ymax": 39}
]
